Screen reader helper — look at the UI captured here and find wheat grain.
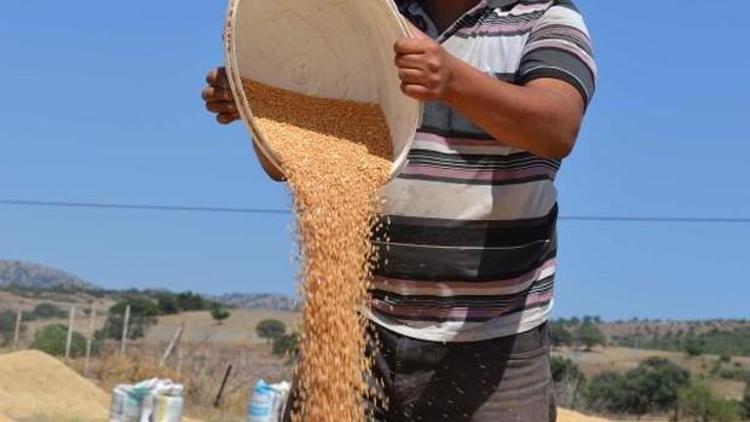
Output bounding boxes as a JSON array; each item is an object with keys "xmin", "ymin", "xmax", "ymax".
[{"xmin": 242, "ymin": 80, "xmax": 392, "ymax": 422}]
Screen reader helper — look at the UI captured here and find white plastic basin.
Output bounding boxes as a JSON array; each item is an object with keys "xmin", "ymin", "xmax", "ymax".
[{"xmin": 224, "ymin": 0, "xmax": 421, "ymax": 179}]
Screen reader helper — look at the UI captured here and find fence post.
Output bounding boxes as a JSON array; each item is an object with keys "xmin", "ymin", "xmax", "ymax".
[
  {"xmin": 213, "ymin": 364, "xmax": 233, "ymax": 408},
  {"xmin": 160, "ymin": 323, "xmax": 185, "ymax": 367},
  {"xmin": 65, "ymin": 305, "xmax": 76, "ymax": 359},
  {"xmin": 12, "ymin": 307, "xmax": 22, "ymax": 350},
  {"xmin": 120, "ymin": 304, "xmax": 131, "ymax": 355},
  {"xmin": 84, "ymin": 302, "xmax": 96, "ymax": 376},
  {"xmin": 176, "ymin": 345, "xmax": 184, "ymax": 377}
]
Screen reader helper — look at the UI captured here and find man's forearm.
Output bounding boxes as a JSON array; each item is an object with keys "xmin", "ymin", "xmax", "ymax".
[{"xmin": 442, "ymin": 58, "xmax": 584, "ymax": 159}]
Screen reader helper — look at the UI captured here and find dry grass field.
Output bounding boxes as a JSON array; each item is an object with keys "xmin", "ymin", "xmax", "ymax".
[
  {"xmin": 144, "ymin": 309, "xmax": 300, "ymax": 345},
  {"xmin": 555, "ymin": 346, "xmax": 749, "ymax": 400}
]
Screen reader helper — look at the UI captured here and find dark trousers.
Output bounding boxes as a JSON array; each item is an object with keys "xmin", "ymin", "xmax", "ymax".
[{"xmin": 284, "ymin": 322, "xmax": 556, "ymax": 422}]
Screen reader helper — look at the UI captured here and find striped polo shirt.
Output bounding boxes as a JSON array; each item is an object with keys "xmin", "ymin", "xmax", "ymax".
[{"xmin": 370, "ymin": 0, "xmax": 597, "ymax": 342}]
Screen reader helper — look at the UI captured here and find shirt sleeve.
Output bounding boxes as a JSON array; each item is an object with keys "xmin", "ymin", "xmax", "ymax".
[{"xmin": 517, "ymin": 1, "xmax": 598, "ymax": 108}]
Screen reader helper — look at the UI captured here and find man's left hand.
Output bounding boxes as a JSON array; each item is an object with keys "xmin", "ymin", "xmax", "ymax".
[{"xmin": 394, "ymin": 26, "xmax": 456, "ymax": 102}]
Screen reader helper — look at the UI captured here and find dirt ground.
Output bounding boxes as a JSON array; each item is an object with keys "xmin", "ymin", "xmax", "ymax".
[{"xmin": 558, "ymin": 408, "xmax": 610, "ymax": 422}]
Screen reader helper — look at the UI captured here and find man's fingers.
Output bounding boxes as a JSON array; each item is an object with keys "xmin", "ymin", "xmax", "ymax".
[
  {"xmin": 398, "ymin": 68, "xmax": 427, "ymax": 85},
  {"xmin": 206, "ymin": 101, "xmax": 237, "ymax": 114},
  {"xmin": 395, "ymin": 53, "xmax": 428, "ymax": 71},
  {"xmin": 206, "ymin": 67, "xmax": 228, "ymax": 85},
  {"xmin": 216, "ymin": 112, "xmax": 240, "ymax": 125},
  {"xmin": 201, "ymin": 86, "xmax": 233, "ymax": 102},
  {"xmin": 394, "ymin": 38, "xmax": 428, "ymax": 55},
  {"xmin": 401, "ymin": 83, "xmax": 431, "ymax": 100}
]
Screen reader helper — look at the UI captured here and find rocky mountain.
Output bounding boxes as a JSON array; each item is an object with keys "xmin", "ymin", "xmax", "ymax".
[
  {"xmin": 211, "ymin": 292, "xmax": 298, "ymax": 311},
  {"xmin": 0, "ymin": 260, "xmax": 97, "ymax": 290}
]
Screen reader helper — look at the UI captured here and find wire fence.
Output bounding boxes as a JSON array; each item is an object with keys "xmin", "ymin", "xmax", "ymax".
[{"xmin": 0, "ymin": 299, "xmax": 293, "ymax": 418}]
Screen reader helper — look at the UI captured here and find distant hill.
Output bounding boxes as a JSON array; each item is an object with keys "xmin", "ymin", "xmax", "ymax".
[
  {"xmin": 210, "ymin": 293, "xmax": 298, "ymax": 312},
  {"xmin": 0, "ymin": 260, "xmax": 97, "ymax": 290}
]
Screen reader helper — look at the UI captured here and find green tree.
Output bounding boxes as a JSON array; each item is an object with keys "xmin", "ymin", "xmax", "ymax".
[
  {"xmin": 685, "ymin": 339, "xmax": 704, "ymax": 356},
  {"xmin": 272, "ymin": 332, "xmax": 300, "ymax": 359},
  {"xmin": 679, "ymin": 380, "xmax": 741, "ymax": 422},
  {"xmin": 550, "ymin": 322, "xmax": 574, "ymax": 347},
  {"xmin": 210, "ymin": 304, "xmax": 230, "ymax": 324},
  {"xmin": 32, "ymin": 324, "xmax": 86, "ymax": 358},
  {"xmin": 575, "ymin": 322, "xmax": 607, "ymax": 351},
  {"xmin": 256, "ymin": 319, "xmax": 287, "ymax": 344},
  {"xmin": 627, "ymin": 357, "xmax": 690, "ymax": 416},
  {"xmin": 585, "ymin": 371, "xmax": 631, "ymax": 414},
  {"xmin": 551, "ymin": 356, "xmax": 586, "ymax": 385},
  {"xmin": 97, "ymin": 297, "xmax": 159, "ymax": 340},
  {"xmin": 176, "ymin": 292, "xmax": 206, "ymax": 311},
  {"xmin": 31, "ymin": 303, "xmax": 67, "ymax": 320},
  {"xmin": 157, "ymin": 293, "xmax": 179, "ymax": 315},
  {"xmin": 584, "ymin": 357, "xmax": 689, "ymax": 417},
  {"xmin": 110, "ymin": 297, "xmax": 160, "ymax": 317}
]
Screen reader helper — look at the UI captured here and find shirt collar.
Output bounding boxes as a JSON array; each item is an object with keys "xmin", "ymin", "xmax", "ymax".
[{"xmin": 486, "ymin": 0, "xmax": 519, "ymax": 8}]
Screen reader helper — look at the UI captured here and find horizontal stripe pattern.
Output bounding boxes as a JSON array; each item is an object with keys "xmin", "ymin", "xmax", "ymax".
[
  {"xmin": 517, "ymin": 3, "xmax": 597, "ymax": 105},
  {"xmin": 373, "ymin": 259, "xmax": 556, "ymax": 297},
  {"xmin": 401, "ymin": 135, "xmax": 561, "ymax": 185},
  {"xmin": 381, "ymin": 177, "xmax": 558, "ymax": 220},
  {"xmin": 378, "ymin": 0, "xmax": 595, "ymax": 342},
  {"xmin": 372, "ymin": 208, "xmax": 557, "ymax": 248}
]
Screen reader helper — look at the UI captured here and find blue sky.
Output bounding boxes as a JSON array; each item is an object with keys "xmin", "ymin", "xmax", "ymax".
[{"xmin": 1, "ymin": 1, "xmax": 748, "ymax": 320}]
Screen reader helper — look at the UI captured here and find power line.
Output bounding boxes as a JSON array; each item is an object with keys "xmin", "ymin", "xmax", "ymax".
[
  {"xmin": 0, "ymin": 199, "xmax": 289, "ymax": 215},
  {"xmin": 1, "ymin": 198, "xmax": 749, "ymax": 223}
]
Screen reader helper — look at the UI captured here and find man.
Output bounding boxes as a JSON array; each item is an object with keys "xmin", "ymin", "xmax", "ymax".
[{"xmin": 203, "ymin": 0, "xmax": 596, "ymax": 420}]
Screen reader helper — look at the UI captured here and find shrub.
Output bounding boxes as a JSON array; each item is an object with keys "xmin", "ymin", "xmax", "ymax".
[
  {"xmin": 575, "ymin": 322, "xmax": 607, "ymax": 351},
  {"xmin": 272, "ymin": 332, "xmax": 300, "ymax": 359},
  {"xmin": 256, "ymin": 319, "xmax": 286, "ymax": 343},
  {"xmin": 550, "ymin": 322, "xmax": 574, "ymax": 347},
  {"xmin": 585, "ymin": 371, "xmax": 631, "ymax": 414},
  {"xmin": 685, "ymin": 339, "xmax": 704, "ymax": 356},
  {"xmin": 157, "ymin": 293, "xmax": 180, "ymax": 315},
  {"xmin": 32, "ymin": 324, "xmax": 86, "ymax": 358},
  {"xmin": 679, "ymin": 380, "xmax": 741, "ymax": 422},
  {"xmin": 210, "ymin": 304, "xmax": 230, "ymax": 324},
  {"xmin": 551, "ymin": 356, "xmax": 586, "ymax": 409},
  {"xmin": 176, "ymin": 292, "xmax": 206, "ymax": 311},
  {"xmin": 96, "ymin": 297, "xmax": 159, "ymax": 341},
  {"xmin": 584, "ymin": 357, "xmax": 689, "ymax": 417},
  {"xmin": 627, "ymin": 357, "xmax": 690, "ymax": 415},
  {"xmin": 31, "ymin": 303, "xmax": 68, "ymax": 320}
]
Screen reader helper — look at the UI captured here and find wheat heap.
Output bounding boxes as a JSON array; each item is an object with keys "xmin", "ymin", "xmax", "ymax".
[{"xmin": 242, "ymin": 79, "xmax": 392, "ymax": 422}]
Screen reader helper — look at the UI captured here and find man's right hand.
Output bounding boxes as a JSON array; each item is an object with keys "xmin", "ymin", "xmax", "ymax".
[{"xmin": 202, "ymin": 67, "xmax": 240, "ymax": 124}]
